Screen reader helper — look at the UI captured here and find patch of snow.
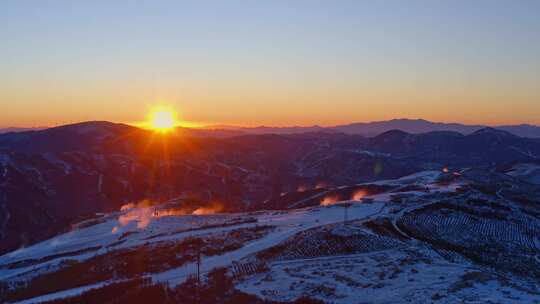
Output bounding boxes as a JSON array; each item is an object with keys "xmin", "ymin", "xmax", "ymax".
[
  {"xmin": 151, "ymin": 203, "xmax": 384, "ymax": 286},
  {"xmin": 371, "ymin": 170, "xmax": 442, "ymax": 186},
  {"xmin": 507, "ymin": 163, "xmax": 540, "ymax": 184},
  {"xmin": 42, "ymin": 153, "xmax": 72, "ymax": 175},
  {"xmin": 238, "ymin": 249, "xmax": 537, "ymax": 304}
]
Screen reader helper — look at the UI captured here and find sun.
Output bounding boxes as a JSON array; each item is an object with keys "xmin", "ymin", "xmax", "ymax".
[{"xmin": 148, "ymin": 107, "xmax": 178, "ymax": 132}]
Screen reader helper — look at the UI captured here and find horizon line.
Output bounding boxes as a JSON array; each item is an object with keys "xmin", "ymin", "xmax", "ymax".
[{"xmin": 1, "ymin": 118, "xmax": 538, "ymax": 131}]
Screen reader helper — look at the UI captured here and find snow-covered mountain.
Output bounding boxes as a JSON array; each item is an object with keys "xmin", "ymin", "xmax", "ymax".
[
  {"xmin": 1, "ymin": 169, "xmax": 539, "ymax": 303},
  {"xmin": 1, "ymin": 121, "xmax": 540, "ymax": 303}
]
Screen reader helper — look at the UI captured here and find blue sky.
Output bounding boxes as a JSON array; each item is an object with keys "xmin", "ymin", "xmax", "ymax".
[{"xmin": 1, "ymin": 1, "xmax": 539, "ymax": 127}]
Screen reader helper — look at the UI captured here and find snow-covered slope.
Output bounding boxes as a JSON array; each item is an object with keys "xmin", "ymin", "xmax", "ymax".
[
  {"xmin": 2, "ymin": 169, "xmax": 540, "ymax": 303},
  {"xmin": 506, "ymin": 163, "xmax": 540, "ymax": 184}
]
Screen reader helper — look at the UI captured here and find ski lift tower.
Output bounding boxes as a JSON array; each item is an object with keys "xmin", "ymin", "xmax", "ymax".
[{"xmin": 190, "ymin": 237, "xmax": 205, "ymax": 297}]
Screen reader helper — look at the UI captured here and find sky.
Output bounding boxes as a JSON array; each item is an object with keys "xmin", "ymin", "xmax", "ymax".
[{"xmin": 1, "ymin": 0, "xmax": 539, "ymax": 128}]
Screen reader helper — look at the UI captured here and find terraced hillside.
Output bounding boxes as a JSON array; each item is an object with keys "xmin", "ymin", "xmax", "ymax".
[{"xmin": 397, "ymin": 201, "xmax": 540, "ymax": 278}]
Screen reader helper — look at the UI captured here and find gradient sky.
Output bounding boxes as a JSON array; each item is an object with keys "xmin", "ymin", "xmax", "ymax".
[{"xmin": 1, "ymin": 0, "xmax": 539, "ymax": 128}]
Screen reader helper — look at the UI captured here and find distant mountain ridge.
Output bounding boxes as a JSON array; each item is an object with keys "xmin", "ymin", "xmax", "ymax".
[
  {"xmin": 205, "ymin": 119, "xmax": 540, "ymax": 138},
  {"xmin": 0, "ymin": 127, "xmax": 46, "ymax": 134},
  {"xmin": 333, "ymin": 119, "xmax": 485, "ymax": 136},
  {"xmin": 5, "ymin": 119, "xmax": 540, "ymax": 138}
]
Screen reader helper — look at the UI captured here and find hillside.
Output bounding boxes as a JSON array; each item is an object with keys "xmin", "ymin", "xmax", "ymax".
[
  {"xmin": 1, "ymin": 122, "xmax": 540, "ymax": 255},
  {"xmin": 1, "ymin": 169, "xmax": 539, "ymax": 303}
]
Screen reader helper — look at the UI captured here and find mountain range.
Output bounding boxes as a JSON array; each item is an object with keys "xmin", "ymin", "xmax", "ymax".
[
  {"xmin": 3, "ymin": 118, "xmax": 540, "ymax": 138},
  {"xmin": 203, "ymin": 118, "xmax": 540, "ymax": 138},
  {"xmin": 1, "ymin": 120, "xmax": 540, "ymax": 256}
]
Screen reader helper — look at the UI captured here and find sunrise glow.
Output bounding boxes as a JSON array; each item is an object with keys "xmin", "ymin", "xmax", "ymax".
[{"xmin": 147, "ymin": 107, "xmax": 178, "ymax": 132}]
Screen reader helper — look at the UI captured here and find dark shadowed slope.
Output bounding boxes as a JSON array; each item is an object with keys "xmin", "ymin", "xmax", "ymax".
[{"xmin": 208, "ymin": 119, "xmax": 540, "ymax": 138}]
